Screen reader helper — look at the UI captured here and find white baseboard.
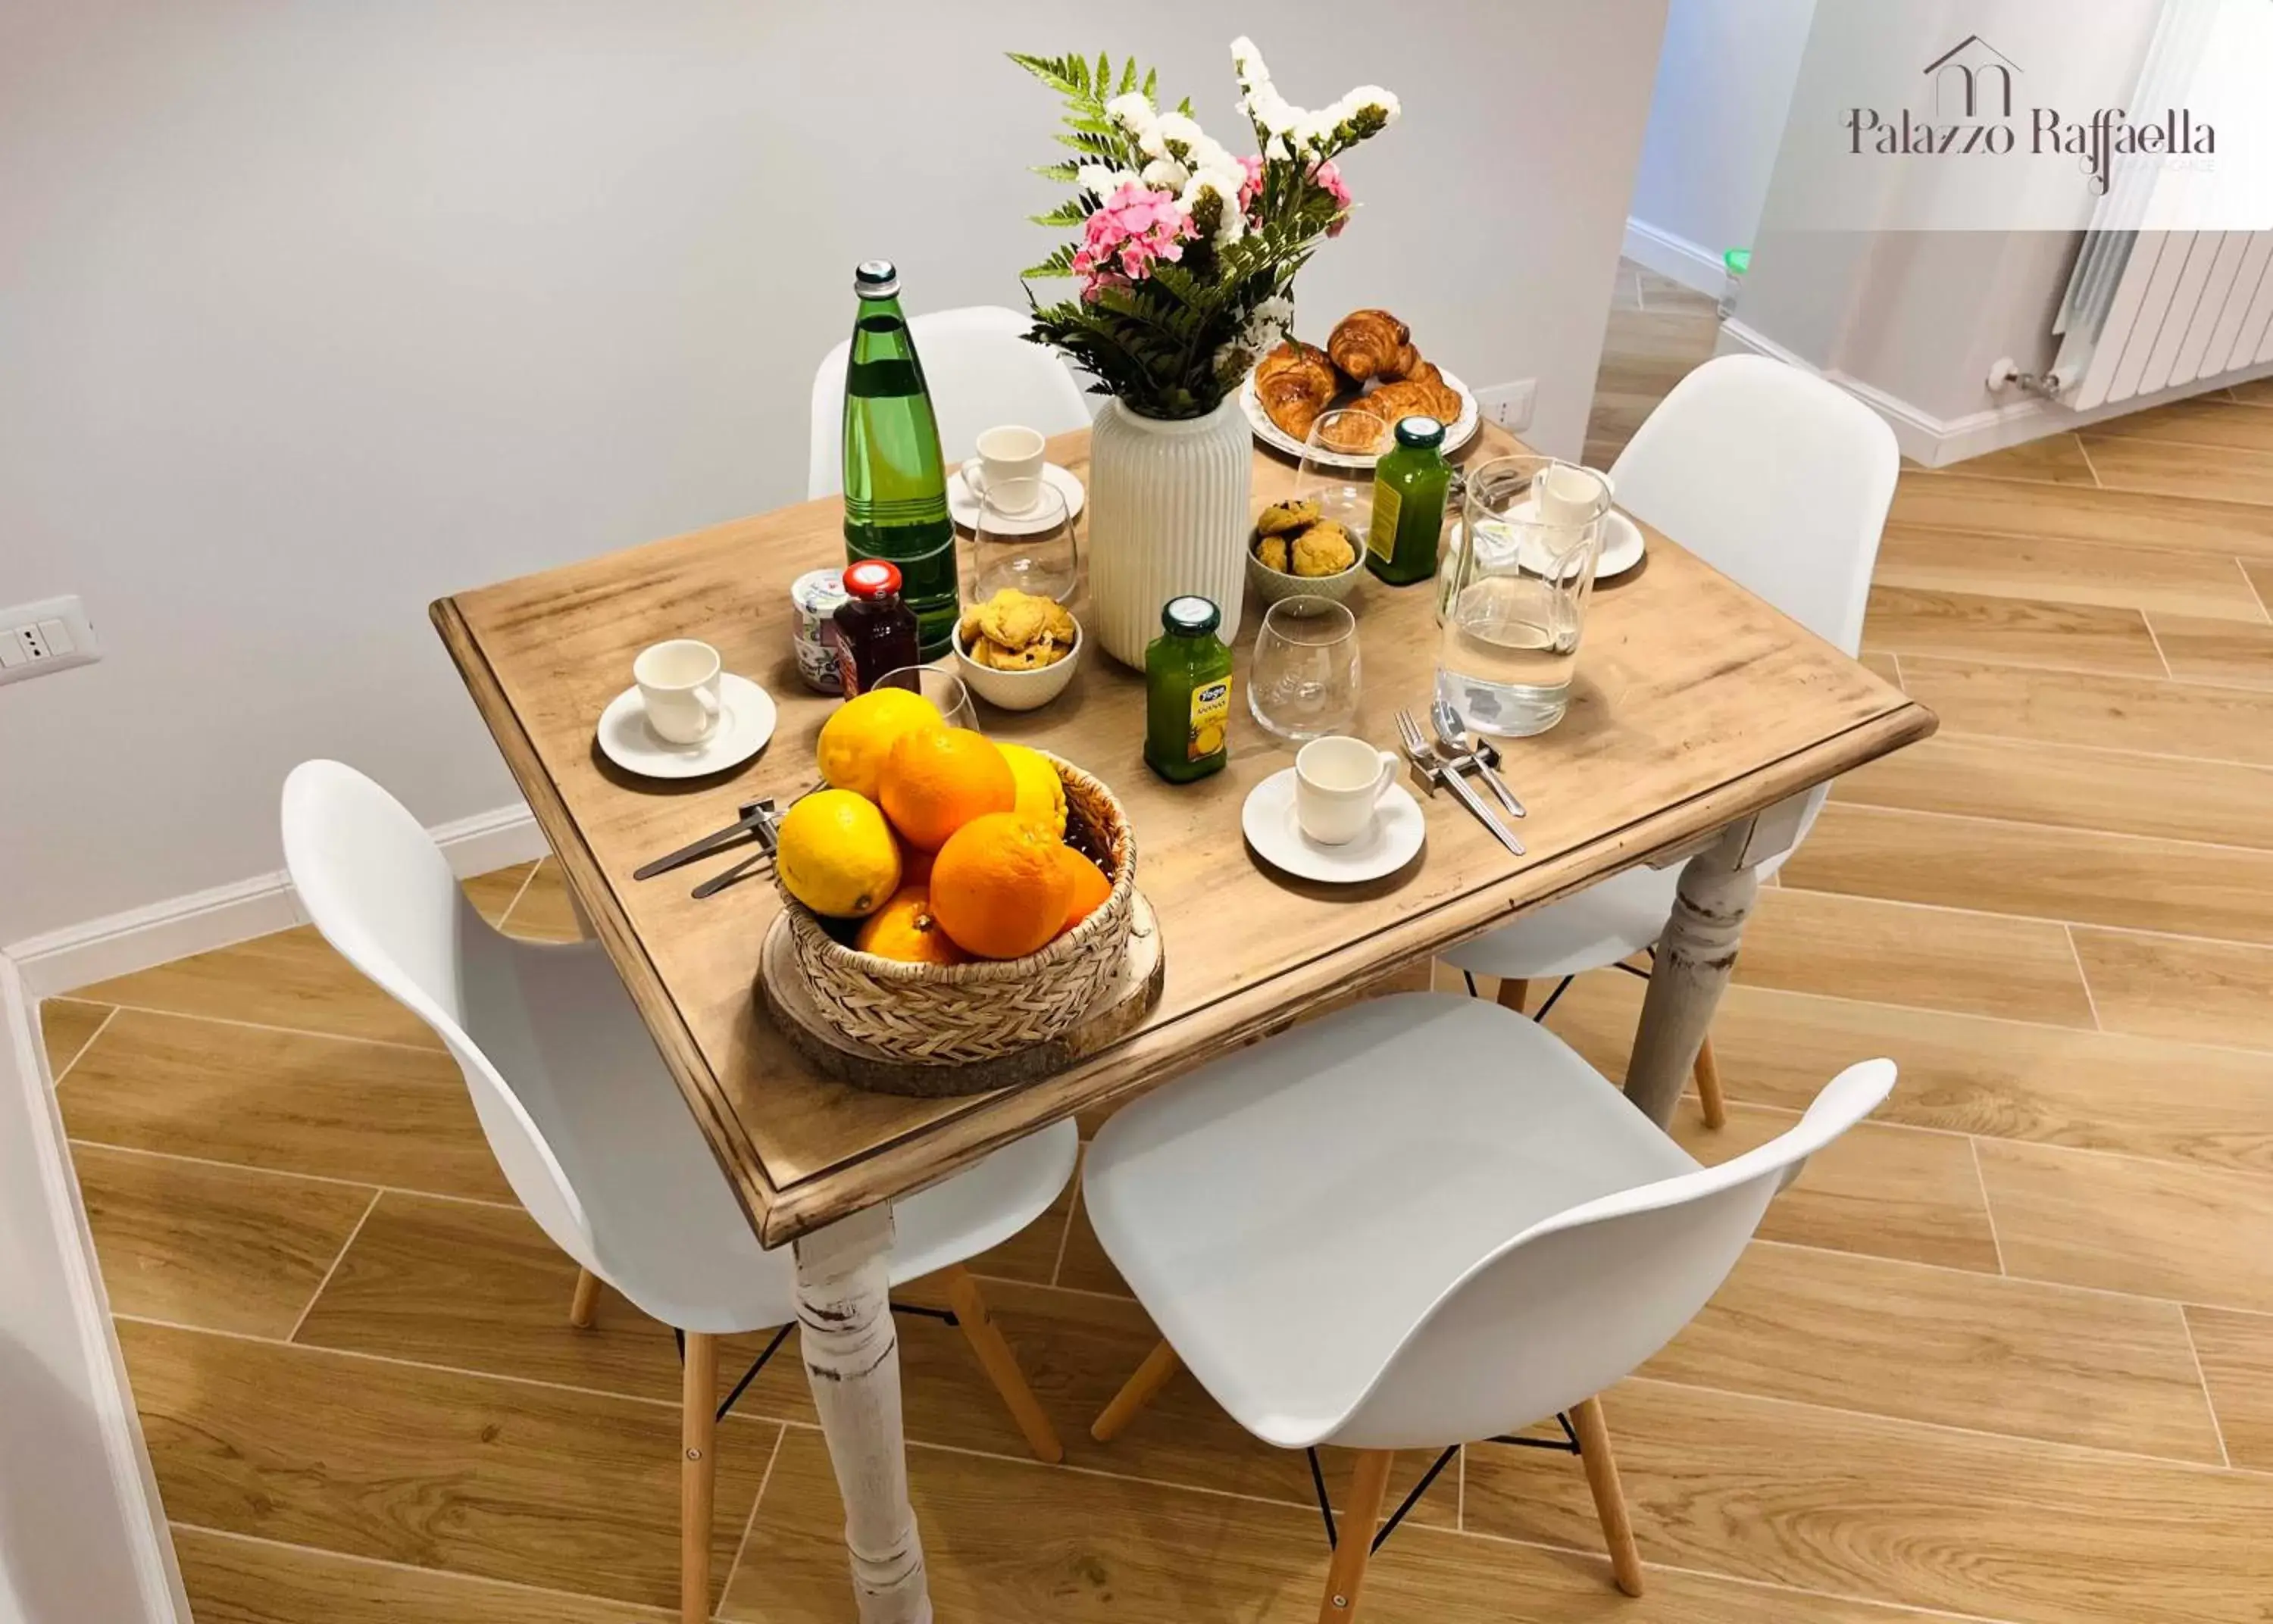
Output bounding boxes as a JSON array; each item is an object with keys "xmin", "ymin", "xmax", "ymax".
[
  {"xmin": 1716, "ymin": 319, "xmax": 2273, "ymax": 466},
  {"xmin": 1622, "ymin": 217, "xmax": 1727, "ymax": 298},
  {"xmin": 6, "ymin": 801, "xmax": 542, "ymax": 998}
]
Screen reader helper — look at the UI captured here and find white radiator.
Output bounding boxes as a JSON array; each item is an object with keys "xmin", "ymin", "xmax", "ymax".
[
  {"xmin": 2056, "ymin": 230, "xmax": 2273, "ymax": 410},
  {"xmin": 2049, "ymin": 0, "xmax": 2273, "ymax": 408}
]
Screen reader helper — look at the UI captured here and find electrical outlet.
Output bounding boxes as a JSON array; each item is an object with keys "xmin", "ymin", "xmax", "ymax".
[
  {"xmin": 1472, "ymin": 379, "xmax": 1537, "ymax": 434},
  {"xmin": 0, "ymin": 595, "xmax": 102, "ymax": 686}
]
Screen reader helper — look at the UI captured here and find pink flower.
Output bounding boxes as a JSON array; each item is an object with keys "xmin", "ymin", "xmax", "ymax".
[
  {"xmin": 1075, "ymin": 184, "xmax": 1195, "ymax": 299},
  {"xmin": 1238, "ymin": 154, "xmax": 1265, "ymax": 217},
  {"xmin": 1311, "ymin": 160, "xmax": 1353, "ymax": 236}
]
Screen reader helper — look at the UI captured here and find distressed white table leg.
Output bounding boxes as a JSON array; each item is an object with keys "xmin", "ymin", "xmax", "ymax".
[
  {"xmin": 795, "ymin": 1206, "xmax": 931, "ymax": 1624},
  {"xmin": 1625, "ymin": 820, "xmax": 1762, "ymax": 1129}
]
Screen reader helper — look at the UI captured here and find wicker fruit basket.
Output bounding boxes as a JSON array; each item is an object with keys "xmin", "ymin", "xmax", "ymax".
[{"xmin": 771, "ymin": 754, "xmax": 1138, "ymax": 1066}]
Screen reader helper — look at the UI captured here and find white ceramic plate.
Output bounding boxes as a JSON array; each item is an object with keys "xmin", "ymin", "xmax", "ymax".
[
  {"xmin": 1446, "ymin": 509, "xmax": 1646, "ymax": 583},
  {"xmin": 948, "ymin": 461, "xmax": 1086, "ymax": 536},
  {"xmin": 597, "ymin": 673, "xmax": 777, "ymax": 780},
  {"xmin": 1241, "ymin": 767, "xmax": 1426, "ymax": 885},
  {"xmin": 1240, "ymin": 366, "xmax": 1480, "ymax": 470}
]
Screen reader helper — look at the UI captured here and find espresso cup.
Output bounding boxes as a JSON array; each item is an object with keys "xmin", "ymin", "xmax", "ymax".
[
  {"xmin": 633, "ymin": 639, "xmax": 723, "ymax": 745},
  {"xmin": 1294, "ymin": 735, "xmax": 1402, "ymax": 846},
  {"xmin": 965, "ymin": 424, "xmax": 1047, "ymax": 513}
]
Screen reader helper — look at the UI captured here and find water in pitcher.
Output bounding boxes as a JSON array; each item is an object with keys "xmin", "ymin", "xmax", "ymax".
[{"xmin": 1437, "ymin": 571, "xmax": 1581, "ymax": 735}]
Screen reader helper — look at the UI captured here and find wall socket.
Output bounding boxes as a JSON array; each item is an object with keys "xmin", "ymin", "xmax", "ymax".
[
  {"xmin": 1471, "ymin": 379, "xmax": 1537, "ymax": 434},
  {"xmin": 0, "ymin": 595, "xmax": 102, "ymax": 686}
]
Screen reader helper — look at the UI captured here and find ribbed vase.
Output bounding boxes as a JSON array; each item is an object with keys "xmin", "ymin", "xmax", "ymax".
[{"xmin": 1086, "ymin": 394, "xmax": 1253, "ymax": 669}]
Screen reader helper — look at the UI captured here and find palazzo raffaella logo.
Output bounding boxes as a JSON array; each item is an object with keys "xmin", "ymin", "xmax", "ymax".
[{"xmin": 1846, "ymin": 34, "xmax": 2215, "ymax": 193}]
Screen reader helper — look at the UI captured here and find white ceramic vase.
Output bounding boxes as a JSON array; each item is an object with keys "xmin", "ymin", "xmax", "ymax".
[{"xmin": 1085, "ymin": 393, "xmax": 1253, "ymax": 669}]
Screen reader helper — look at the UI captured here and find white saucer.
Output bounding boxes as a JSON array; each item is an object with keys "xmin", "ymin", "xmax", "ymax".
[
  {"xmin": 948, "ymin": 462, "xmax": 1086, "ymax": 535},
  {"xmin": 597, "ymin": 673, "xmax": 777, "ymax": 780},
  {"xmin": 1241, "ymin": 768, "xmax": 1426, "ymax": 885},
  {"xmin": 1448, "ymin": 508, "xmax": 1646, "ymax": 582}
]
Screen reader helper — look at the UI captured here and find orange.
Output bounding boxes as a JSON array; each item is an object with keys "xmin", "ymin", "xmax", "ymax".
[
  {"xmin": 1057, "ymin": 847, "xmax": 1113, "ymax": 933},
  {"xmin": 854, "ymin": 885, "xmax": 968, "ymax": 967},
  {"xmin": 817, "ymin": 688, "xmax": 945, "ymax": 799},
  {"xmin": 877, "ymin": 727, "xmax": 1017, "ymax": 851},
  {"xmin": 774, "ymin": 789, "xmax": 901, "ymax": 918},
  {"xmin": 931, "ymin": 813, "xmax": 1077, "ymax": 960}
]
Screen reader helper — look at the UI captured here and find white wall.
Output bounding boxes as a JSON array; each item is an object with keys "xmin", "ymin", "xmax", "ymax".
[
  {"xmin": 1626, "ymin": 0, "xmax": 1816, "ymax": 282},
  {"xmin": 0, "ymin": 0, "xmax": 1668, "ymax": 947},
  {"xmin": 0, "ymin": 968, "xmax": 185, "ymax": 1624}
]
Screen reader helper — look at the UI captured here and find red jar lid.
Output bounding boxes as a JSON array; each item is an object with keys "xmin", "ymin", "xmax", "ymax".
[{"xmin": 843, "ymin": 561, "xmax": 903, "ymax": 599}]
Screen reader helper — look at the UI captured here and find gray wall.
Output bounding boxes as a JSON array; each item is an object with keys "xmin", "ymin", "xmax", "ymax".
[{"xmin": 0, "ymin": 0, "xmax": 1668, "ymax": 943}]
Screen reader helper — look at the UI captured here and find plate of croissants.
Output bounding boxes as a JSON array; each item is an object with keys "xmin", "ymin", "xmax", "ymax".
[{"xmin": 1243, "ymin": 308, "xmax": 1478, "ymax": 470}]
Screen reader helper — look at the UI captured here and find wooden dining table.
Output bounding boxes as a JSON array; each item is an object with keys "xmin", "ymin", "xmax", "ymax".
[{"xmin": 432, "ymin": 420, "xmax": 1932, "ymax": 1622}]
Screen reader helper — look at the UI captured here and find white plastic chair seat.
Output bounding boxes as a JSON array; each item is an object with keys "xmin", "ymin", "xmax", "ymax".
[
  {"xmin": 1440, "ymin": 850, "xmax": 1790, "ymax": 981},
  {"xmin": 1083, "ymin": 993, "xmax": 1697, "ymax": 1450},
  {"xmin": 463, "ymin": 932, "xmax": 1076, "ymax": 1333}
]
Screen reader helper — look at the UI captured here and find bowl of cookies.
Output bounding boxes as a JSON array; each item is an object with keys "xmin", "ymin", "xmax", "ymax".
[
  {"xmin": 1249, "ymin": 498, "xmax": 1365, "ymax": 607},
  {"xmin": 952, "ymin": 588, "xmax": 1083, "ymax": 710}
]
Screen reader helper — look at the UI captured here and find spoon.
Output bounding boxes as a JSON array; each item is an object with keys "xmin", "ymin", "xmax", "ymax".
[{"xmin": 1430, "ymin": 696, "xmax": 1527, "ymax": 820}]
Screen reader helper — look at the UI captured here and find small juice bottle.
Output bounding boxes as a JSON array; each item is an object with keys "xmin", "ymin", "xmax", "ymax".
[
  {"xmin": 1143, "ymin": 596, "xmax": 1232, "ymax": 783},
  {"xmin": 1366, "ymin": 414, "xmax": 1452, "ymax": 586}
]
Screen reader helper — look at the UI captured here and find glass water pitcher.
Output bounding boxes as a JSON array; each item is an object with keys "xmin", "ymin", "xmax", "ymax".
[{"xmin": 1435, "ymin": 455, "xmax": 1613, "ymax": 737}]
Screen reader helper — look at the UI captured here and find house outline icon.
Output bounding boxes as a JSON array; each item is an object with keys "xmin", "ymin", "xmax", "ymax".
[{"xmin": 1924, "ymin": 35, "xmax": 2021, "ymax": 120}]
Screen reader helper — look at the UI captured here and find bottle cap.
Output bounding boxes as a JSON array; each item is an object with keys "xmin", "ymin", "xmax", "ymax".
[
  {"xmin": 843, "ymin": 560, "xmax": 903, "ymax": 599},
  {"xmin": 1162, "ymin": 595, "xmax": 1221, "ymax": 636},
  {"xmin": 1393, "ymin": 415, "xmax": 1445, "ymax": 449},
  {"xmin": 854, "ymin": 260, "xmax": 900, "ymax": 298}
]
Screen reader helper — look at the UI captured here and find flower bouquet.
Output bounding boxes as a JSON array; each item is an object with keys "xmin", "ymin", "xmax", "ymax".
[
  {"xmin": 1009, "ymin": 40, "xmax": 1399, "ymax": 666},
  {"xmin": 1012, "ymin": 39, "xmax": 1399, "ymax": 419}
]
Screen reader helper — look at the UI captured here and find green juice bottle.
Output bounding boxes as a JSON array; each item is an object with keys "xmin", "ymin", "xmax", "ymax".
[
  {"xmin": 1143, "ymin": 597, "xmax": 1232, "ymax": 783},
  {"xmin": 1366, "ymin": 414, "xmax": 1452, "ymax": 586},
  {"xmin": 842, "ymin": 261, "xmax": 958, "ymax": 657}
]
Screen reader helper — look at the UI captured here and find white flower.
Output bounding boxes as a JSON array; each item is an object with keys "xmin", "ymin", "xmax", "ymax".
[
  {"xmin": 1180, "ymin": 164, "xmax": 1249, "ymax": 244},
  {"xmin": 1344, "ymin": 86, "xmax": 1401, "ymax": 126},
  {"xmin": 1106, "ymin": 91, "xmax": 1170, "ymax": 158},
  {"xmin": 1141, "ymin": 156, "xmax": 1191, "ymax": 191},
  {"xmin": 1240, "ymin": 295, "xmax": 1295, "ymax": 349},
  {"xmin": 1077, "ymin": 162, "xmax": 1140, "ymax": 197}
]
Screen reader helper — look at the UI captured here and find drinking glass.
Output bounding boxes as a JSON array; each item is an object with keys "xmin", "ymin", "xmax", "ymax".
[
  {"xmin": 1291, "ymin": 409, "xmax": 1393, "ymax": 560},
  {"xmin": 873, "ymin": 664, "xmax": 980, "ymax": 732},
  {"xmin": 1249, "ymin": 597, "xmax": 1362, "ymax": 742},
  {"xmin": 1437, "ymin": 455, "xmax": 1612, "ymax": 738},
  {"xmin": 967, "ymin": 479, "xmax": 1079, "ymax": 604}
]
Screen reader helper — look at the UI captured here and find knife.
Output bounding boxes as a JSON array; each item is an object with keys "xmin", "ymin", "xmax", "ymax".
[{"xmin": 634, "ymin": 799, "xmax": 774, "ymax": 881}]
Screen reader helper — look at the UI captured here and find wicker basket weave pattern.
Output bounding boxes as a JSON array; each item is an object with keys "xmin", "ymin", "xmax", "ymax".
[{"xmin": 773, "ymin": 756, "xmax": 1137, "ymax": 1065}]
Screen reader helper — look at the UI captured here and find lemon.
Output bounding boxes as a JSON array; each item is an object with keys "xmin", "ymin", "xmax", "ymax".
[
  {"xmin": 774, "ymin": 789, "xmax": 903, "ymax": 918},
  {"xmin": 817, "ymin": 689, "xmax": 945, "ymax": 799},
  {"xmin": 997, "ymin": 742, "xmax": 1068, "ymax": 839}
]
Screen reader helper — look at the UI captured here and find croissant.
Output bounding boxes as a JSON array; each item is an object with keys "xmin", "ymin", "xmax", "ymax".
[
  {"xmin": 1254, "ymin": 339, "xmax": 1340, "ymax": 442},
  {"xmin": 1327, "ymin": 309, "xmax": 1412, "ymax": 383},
  {"xmin": 1363, "ymin": 370, "xmax": 1462, "ymax": 435}
]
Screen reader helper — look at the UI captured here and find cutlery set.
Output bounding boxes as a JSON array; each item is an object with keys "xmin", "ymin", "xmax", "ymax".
[
  {"xmin": 635, "ymin": 798, "xmax": 780, "ymax": 896},
  {"xmin": 1396, "ymin": 707, "xmax": 1526, "ymax": 855}
]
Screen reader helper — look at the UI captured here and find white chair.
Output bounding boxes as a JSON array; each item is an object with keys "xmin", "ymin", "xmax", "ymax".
[
  {"xmin": 1443, "ymin": 353, "xmax": 1900, "ymax": 1126},
  {"xmin": 281, "ymin": 760, "xmax": 1077, "ymax": 1624},
  {"xmin": 1081, "ymin": 992, "xmax": 1893, "ymax": 1620},
  {"xmin": 807, "ymin": 303, "xmax": 1092, "ymax": 498}
]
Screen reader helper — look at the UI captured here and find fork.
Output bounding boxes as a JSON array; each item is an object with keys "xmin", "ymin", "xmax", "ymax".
[{"xmin": 1395, "ymin": 710, "xmax": 1525, "ymax": 857}]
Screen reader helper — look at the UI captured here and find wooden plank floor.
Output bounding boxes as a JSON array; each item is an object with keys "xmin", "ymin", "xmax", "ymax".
[{"xmin": 41, "ymin": 269, "xmax": 2273, "ymax": 1622}]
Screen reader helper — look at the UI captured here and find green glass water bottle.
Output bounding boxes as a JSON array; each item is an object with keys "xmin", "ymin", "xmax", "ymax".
[
  {"xmin": 842, "ymin": 260, "xmax": 958, "ymax": 657},
  {"xmin": 1365, "ymin": 414, "xmax": 1452, "ymax": 586},
  {"xmin": 1143, "ymin": 597, "xmax": 1233, "ymax": 783}
]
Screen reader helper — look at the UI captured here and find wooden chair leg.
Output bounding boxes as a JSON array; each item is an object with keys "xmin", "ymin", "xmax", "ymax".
[
  {"xmin": 680, "ymin": 1331, "xmax": 718, "ymax": 1624},
  {"xmin": 1494, "ymin": 976, "xmax": 1530, "ymax": 1015},
  {"xmin": 941, "ymin": 1267, "xmax": 1064, "ymax": 1464},
  {"xmin": 1317, "ymin": 1448, "xmax": 1396, "ymax": 1622},
  {"xmin": 1091, "ymin": 1338, "xmax": 1182, "ymax": 1443},
  {"xmin": 1692, "ymin": 1033, "xmax": 1728, "ymax": 1130},
  {"xmin": 1571, "ymin": 1396, "xmax": 1643, "ymax": 1597},
  {"xmin": 569, "ymin": 1267, "xmax": 602, "ymax": 1329}
]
